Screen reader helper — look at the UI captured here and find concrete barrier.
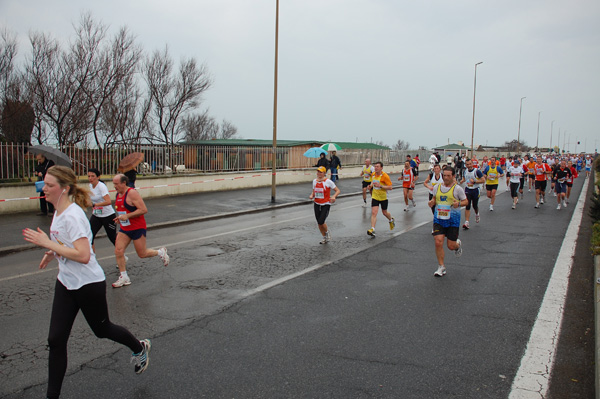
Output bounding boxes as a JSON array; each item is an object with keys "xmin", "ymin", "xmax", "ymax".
[{"xmin": 0, "ymin": 162, "xmax": 433, "ymax": 214}]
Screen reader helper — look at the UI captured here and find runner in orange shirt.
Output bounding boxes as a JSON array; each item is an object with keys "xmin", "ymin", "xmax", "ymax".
[
  {"xmin": 399, "ymin": 161, "xmax": 417, "ymax": 211},
  {"xmin": 366, "ymin": 162, "xmax": 395, "ymax": 237}
]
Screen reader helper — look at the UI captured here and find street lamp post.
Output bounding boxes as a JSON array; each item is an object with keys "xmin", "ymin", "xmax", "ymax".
[
  {"xmin": 271, "ymin": 0, "xmax": 279, "ymax": 203},
  {"xmin": 550, "ymin": 120, "xmax": 555, "ymax": 150},
  {"xmin": 470, "ymin": 61, "xmax": 483, "ymax": 158},
  {"xmin": 517, "ymin": 97, "xmax": 526, "ymax": 154},
  {"xmin": 535, "ymin": 111, "xmax": 541, "ymax": 152}
]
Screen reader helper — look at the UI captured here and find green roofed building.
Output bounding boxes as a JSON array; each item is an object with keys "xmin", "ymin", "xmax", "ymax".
[{"xmin": 178, "ymin": 139, "xmax": 390, "ymax": 171}]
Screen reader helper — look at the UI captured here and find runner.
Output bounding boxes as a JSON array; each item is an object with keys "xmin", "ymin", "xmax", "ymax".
[
  {"xmin": 505, "ymin": 156, "xmax": 513, "ymax": 191},
  {"xmin": 309, "ymin": 166, "xmax": 340, "ymax": 244},
  {"xmin": 566, "ymin": 160, "xmax": 578, "ymax": 204},
  {"xmin": 526, "ymin": 157, "xmax": 536, "ymax": 192},
  {"xmin": 585, "ymin": 155, "xmax": 593, "ymax": 178},
  {"xmin": 22, "ymin": 166, "xmax": 151, "ymax": 399},
  {"xmin": 424, "ymin": 163, "xmax": 443, "ymax": 215},
  {"xmin": 482, "ymin": 156, "xmax": 504, "ymax": 211},
  {"xmin": 507, "ymin": 159, "xmax": 525, "ymax": 209},
  {"xmin": 552, "ymin": 159, "xmax": 572, "ymax": 210},
  {"xmin": 366, "ymin": 161, "xmax": 395, "ymax": 237},
  {"xmin": 112, "ymin": 174, "xmax": 170, "ymax": 288},
  {"xmin": 460, "ymin": 158, "xmax": 485, "ymax": 229},
  {"xmin": 399, "ymin": 160, "xmax": 417, "ymax": 211},
  {"xmin": 88, "ymin": 168, "xmax": 117, "ymax": 251},
  {"xmin": 533, "ymin": 156, "xmax": 552, "ymax": 208},
  {"xmin": 518, "ymin": 156, "xmax": 528, "ymax": 200},
  {"xmin": 360, "ymin": 158, "xmax": 375, "ymax": 207},
  {"xmin": 428, "ymin": 165, "xmax": 467, "ymax": 277}
]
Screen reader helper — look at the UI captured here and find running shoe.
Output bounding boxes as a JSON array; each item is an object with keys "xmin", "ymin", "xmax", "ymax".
[
  {"xmin": 326, "ymin": 230, "xmax": 331, "ymax": 242},
  {"xmin": 562, "ymin": 200, "xmax": 567, "ymax": 207},
  {"xmin": 475, "ymin": 213, "xmax": 480, "ymax": 223},
  {"xmin": 112, "ymin": 274, "xmax": 131, "ymax": 288},
  {"xmin": 404, "ymin": 206, "xmax": 409, "ymax": 212},
  {"xmin": 131, "ymin": 339, "xmax": 151, "ymax": 374},
  {"xmin": 528, "ymin": 188, "xmax": 531, "ymax": 192},
  {"xmin": 411, "ymin": 199, "xmax": 416, "ymax": 207},
  {"xmin": 454, "ymin": 239, "xmax": 462, "ymax": 257},
  {"xmin": 535, "ymin": 203, "xmax": 540, "ymax": 208},
  {"xmin": 553, "ymin": 192, "xmax": 557, "ymax": 197},
  {"xmin": 320, "ymin": 236, "xmax": 328, "ymax": 244},
  {"xmin": 505, "ymin": 187, "xmax": 509, "ymax": 192},
  {"xmin": 462, "ymin": 221, "xmax": 470, "ymax": 230},
  {"xmin": 362, "ymin": 201, "xmax": 367, "ymax": 208},
  {"xmin": 556, "ymin": 204, "xmax": 561, "ymax": 210},
  {"xmin": 512, "ymin": 203, "xmax": 516, "ymax": 209},
  {"xmin": 434, "ymin": 265, "xmax": 446, "ymax": 277},
  {"xmin": 367, "ymin": 227, "xmax": 376, "ymax": 237},
  {"xmin": 389, "ymin": 218, "xmax": 395, "ymax": 230},
  {"xmin": 489, "ymin": 204, "xmax": 493, "ymax": 211},
  {"xmin": 158, "ymin": 247, "xmax": 170, "ymax": 267},
  {"xmin": 540, "ymin": 197, "xmax": 544, "ymax": 204}
]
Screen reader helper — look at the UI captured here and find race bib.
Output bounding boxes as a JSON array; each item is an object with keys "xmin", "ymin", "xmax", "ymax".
[
  {"xmin": 558, "ymin": 178, "xmax": 566, "ymax": 183},
  {"xmin": 488, "ymin": 173, "xmax": 497, "ymax": 179},
  {"xmin": 314, "ymin": 188, "xmax": 324, "ymax": 199},
  {"xmin": 93, "ymin": 206, "xmax": 103, "ymax": 216},
  {"xmin": 436, "ymin": 204, "xmax": 451, "ymax": 220},
  {"xmin": 117, "ymin": 211, "xmax": 131, "ymax": 226}
]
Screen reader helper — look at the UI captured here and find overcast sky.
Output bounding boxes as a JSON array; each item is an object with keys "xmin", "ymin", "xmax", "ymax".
[{"xmin": 1, "ymin": 0, "xmax": 599, "ymax": 152}]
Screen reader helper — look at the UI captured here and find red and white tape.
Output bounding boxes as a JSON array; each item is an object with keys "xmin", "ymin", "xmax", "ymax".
[{"xmin": 0, "ymin": 168, "xmax": 403, "ymax": 203}]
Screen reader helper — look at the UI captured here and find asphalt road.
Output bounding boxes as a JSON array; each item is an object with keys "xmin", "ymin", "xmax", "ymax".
[{"xmin": 0, "ymin": 173, "xmax": 594, "ymax": 398}]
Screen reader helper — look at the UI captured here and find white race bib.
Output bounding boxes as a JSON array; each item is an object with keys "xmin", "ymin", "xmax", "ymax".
[
  {"xmin": 436, "ymin": 204, "xmax": 451, "ymax": 220},
  {"xmin": 117, "ymin": 211, "xmax": 131, "ymax": 226}
]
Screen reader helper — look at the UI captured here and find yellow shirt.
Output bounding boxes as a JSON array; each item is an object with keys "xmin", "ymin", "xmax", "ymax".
[
  {"xmin": 362, "ymin": 165, "xmax": 375, "ymax": 182},
  {"xmin": 371, "ymin": 172, "xmax": 392, "ymax": 201}
]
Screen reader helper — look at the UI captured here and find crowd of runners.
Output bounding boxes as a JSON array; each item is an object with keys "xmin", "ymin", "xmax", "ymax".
[{"xmin": 309, "ymin": 152, "xmax": 595, "ymax": 278}]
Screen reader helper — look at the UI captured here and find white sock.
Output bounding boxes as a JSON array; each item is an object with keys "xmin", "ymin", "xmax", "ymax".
[{"xmin": 120, "ymin": 271, "xmax": 128, "ymax": 278}]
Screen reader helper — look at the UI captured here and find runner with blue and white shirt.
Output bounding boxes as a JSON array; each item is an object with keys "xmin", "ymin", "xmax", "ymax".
[{"xmin": 460, "ymin": 158, "xmax": 485, "ymax": 229}]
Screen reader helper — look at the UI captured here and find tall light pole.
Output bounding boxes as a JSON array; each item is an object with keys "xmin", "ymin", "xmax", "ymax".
[
  {"xmin": 557, "ymin": 128, "xmax": 561, "ymax": 154},
  {"xmin": 550, "ymin": 120, "xmax": 555, "ymax": 150},
  {"xmin": 470, "ymin": 61, "xmax": 483, "ymax": 158},
  {"xmin": 517, "ymin": 97, "xmax": 526, "ymax": 154},
  {"xmin": 535, "ymin": 111, "xmax": 541, "ymax": 152},
  {"xmin": 271, "ymin": 0, "xmax": 279, "ymax": 203}
]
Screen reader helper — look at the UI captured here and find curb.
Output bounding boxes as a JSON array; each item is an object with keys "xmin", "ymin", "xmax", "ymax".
[
  {"xmin": 594, "ymin": 255, "xmax": 600, "ymax": 399},
  {"xmin": 0, "ymin": 190, "xmax": 365, "ymax": 257}
]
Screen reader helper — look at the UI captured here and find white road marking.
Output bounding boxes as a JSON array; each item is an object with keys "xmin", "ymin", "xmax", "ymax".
[{"xmin": 508, "ymin": 177, "xmax": 588, "ymax": 398}]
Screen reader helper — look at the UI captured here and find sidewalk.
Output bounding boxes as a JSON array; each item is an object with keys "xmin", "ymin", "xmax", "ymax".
[{"xmin": 0, "ymin": 177, "xmax": 368, "ymax": 256}]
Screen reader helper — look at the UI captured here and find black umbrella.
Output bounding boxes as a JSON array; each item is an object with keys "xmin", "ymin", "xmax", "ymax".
[{"xmin": 29, "ymin": 145, "xmax": 72, "ymax": 168}]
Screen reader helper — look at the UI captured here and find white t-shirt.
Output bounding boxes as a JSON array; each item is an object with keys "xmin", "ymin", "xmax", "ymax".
[
  {"xmin": 50, "ymin": 203, "xmax": 105, "ymax": 290},
  {"xmin": 427, "ymin": 172, "xmax": 444, "ymax": 195},
  {"xmin": 508, "ymin": 166, "xmax": 524, "ymax": 183},
  {"xmin": 312, "ymin": 178, "xmax": 337, "ymax": 205},
  {"xmin": 89, "ymin": 181, "xmax": 115, "ymax": 217}
]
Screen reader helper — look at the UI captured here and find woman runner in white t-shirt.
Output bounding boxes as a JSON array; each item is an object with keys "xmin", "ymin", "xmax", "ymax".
[
  {"xmin": 88, "ymin": 168, "xmax": 117, "ymax": 248},
  {"xmin": 22, "ymin": 166, "xmax": 150, "ymax": 399}
]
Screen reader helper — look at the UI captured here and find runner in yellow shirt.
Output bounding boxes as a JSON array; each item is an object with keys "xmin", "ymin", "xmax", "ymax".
[{"xmin": 366, "ymin": 161, "xmax": 395, "ymax": 238}]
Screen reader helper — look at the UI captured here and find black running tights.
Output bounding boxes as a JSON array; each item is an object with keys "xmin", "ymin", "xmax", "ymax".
[{"xmin": 46, "ymin": 280, "xmax": 142, "ymax": 399}]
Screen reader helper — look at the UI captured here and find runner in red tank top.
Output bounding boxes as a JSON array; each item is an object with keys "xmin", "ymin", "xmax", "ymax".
[{"xmin": 111, "ymin": 173, "xmax": 170, "ymax": 288}]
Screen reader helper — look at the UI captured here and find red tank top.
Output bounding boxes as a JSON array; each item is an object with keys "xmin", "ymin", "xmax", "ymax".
[
  {"xmin": 313, "ymin": 180, "xmax": 331, "ymax": 205},
  {"xmin": 115, "ymin": 188, "xmax": 147, "ymax": 231}
]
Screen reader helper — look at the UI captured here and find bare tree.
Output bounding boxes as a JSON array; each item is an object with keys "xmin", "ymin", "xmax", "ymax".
[
  {"xmin": 100, "ymin": 72, "xmax": 151, "ymax": 147},
  {"xmin": 219, "ymin": 119, "xmax": 238, "ymax": 139},
  {"xmin": 0, "ymin": 28, "xmax": 19, "ymax": 102},
  {"xmin": 144, "ymin": 46, "xmax": 212, "ymax": 145},
  {"xmin": 393, "ymin": 139, "xmax": 410, "ymax": 151},
  {"xmin": 84, "ymin": 25, "xmax": 141, "ymax": 149}
]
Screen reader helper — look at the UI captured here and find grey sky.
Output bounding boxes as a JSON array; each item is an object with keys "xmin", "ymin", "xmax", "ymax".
[{"xmin": 1, "ymin": 0, "xmax": 599, "ymax": 152}]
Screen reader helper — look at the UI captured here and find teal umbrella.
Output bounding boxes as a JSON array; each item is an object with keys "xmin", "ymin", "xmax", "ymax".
[
  {"xmin": 320, "ymin": 143, "xmax": 341, "ymax": 152},
  {"xmin": 303, "ymin": 147, "xmax": 328, "ymax": 158}
]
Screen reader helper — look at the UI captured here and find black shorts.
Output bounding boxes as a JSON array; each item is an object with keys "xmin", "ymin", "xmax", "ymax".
[
  {"xmin": 566, "ymin": 182, "xmax": 573, "ymax": 187},
  {"xmin": 371, "ymin": 199, "xmax": 389, "ymax": 210},
  {"xmin": 486, "ymin": 184, "xmax": 498, "ymax": 191},
  {"xmin": 313, "ymin": 203, "xmax": 331, "ymax": 225},
  {"xmin": 519, "ymin": 178, "xmax": 525, "ymax": 190},
  {"xmin": 510, "ymin": 182, "xmax": 520, "ymax": 198},
  {"xmin": 119, "ymin": 228, "xmax": 147, "ymax": 240},
  {"xmin": 535, "ymin": 180, "xmax": 547, "ymax": 191},
  {"xmin": 432, "ymin": 223, "xmax": 459, "ymax": 242},
  {"xmin": 528, "ymin": 174, "xmax": 535, "ymax": 180},
  {"xmin": 362, "ymin": 181, "xmax": 371, "ymax": 188},
  {"xmin": 555, "ymin": 182, "xmax": 567, "ymax": 194}
]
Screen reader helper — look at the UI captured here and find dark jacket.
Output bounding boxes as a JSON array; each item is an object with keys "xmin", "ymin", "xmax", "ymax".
[
  {"xmin": 35, "ymin": 159, "xmax": 55, "ymax": 181},
  {"xmin": 315, "ymin": 155, "xmax": 330, "ymax": 169},
  {"xmin": 329, "ymin": 155, "xmax": 341, "ymax": 169}
]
